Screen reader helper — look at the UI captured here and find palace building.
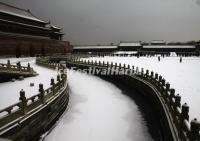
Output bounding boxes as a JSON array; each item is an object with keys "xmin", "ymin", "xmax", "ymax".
[
  {"xmin": 73, "ymin": 46, "xmax": 118, "ymax": 53},
  {"xmin": 118, "ymin": 42, "xmax": 142, "ymax": 51},
  {"xmin": 0, "ymin": 2, "xmax": 72, "ymax": 57}
]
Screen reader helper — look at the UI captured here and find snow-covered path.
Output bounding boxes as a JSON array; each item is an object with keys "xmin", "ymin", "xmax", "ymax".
[
  {"xmin": 0, "ymin": 58, "xmax": 58, "ymax": 109},
  {"xmin": 44, "ymin": 70, "xmax": 153, "ymax": 141},
  {"xmin": 84, "ymin": 56, "xmax": 200, "ymax": 121}
]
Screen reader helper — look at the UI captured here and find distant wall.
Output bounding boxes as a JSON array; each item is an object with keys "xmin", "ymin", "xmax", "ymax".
[{"xmin": 0, "ymin": 34, "xmax": 73, "ymax": 57}]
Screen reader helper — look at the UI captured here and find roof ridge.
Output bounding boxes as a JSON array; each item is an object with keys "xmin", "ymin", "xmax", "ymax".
[
  {"xmin": 0, "ymin": 2, "xmax": 28, "ymax": 12},
  {"xmin": 120, "ymin": 41, "xmax": 141, "ymax": 43},
  {"xmin": 0, "ymin": 2, "xmax": 47, "ymax": 23},
  {"xmin": 27, "ymin": 9, "xmax": 48, "ymax": 23}
]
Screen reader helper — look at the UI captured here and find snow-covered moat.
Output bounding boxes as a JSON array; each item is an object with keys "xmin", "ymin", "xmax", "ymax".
[
  {"xmin": 85, "ymin": 56, "xmax": 200, "ymax": 121},
  {"xmin": 1, "ymin": 56, "xmax": 200, "ymax": 140},
  {"xmin": 44, "ymin": 70, "xmax": 154, "ymax": 141}
]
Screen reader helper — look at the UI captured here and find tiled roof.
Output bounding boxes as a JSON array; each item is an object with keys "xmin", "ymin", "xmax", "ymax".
[{"xmin": 0, "ymin": 2, "xmax": 46, "ymax": 23}]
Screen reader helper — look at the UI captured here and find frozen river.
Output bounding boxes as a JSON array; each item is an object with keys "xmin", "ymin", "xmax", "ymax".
[
  {"xmin": 84, "ymin": 56, "xmax": 200, "ymax": 121},
  {"xmin": 44, "ymin": 70, "xmax": 154, "ymax": 141},
  {"xmin": 0, "ymin": 58, "xmax": 58, "ymax": 109}
]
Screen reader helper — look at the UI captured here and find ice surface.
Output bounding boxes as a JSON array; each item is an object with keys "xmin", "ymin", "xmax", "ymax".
[
  {"xmin": 0, "ymin": 58, "xmax": 58, "ymax": 109},
  {"xmin": 44, "ymin": 70, "xmax": 153, "ymax": 141},
  {"xmin": 84, "ymin": 56, "xmax": 200, "ymax": 121}
]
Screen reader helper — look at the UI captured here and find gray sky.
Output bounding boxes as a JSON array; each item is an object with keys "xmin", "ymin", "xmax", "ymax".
[{"xmin": 1, "ymin": 0, "xmax": 200, "ymax": 45}]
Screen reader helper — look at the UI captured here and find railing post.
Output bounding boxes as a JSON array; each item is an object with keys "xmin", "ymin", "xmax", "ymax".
[
  {"xmin": 123, "ymin": 64, "xmax": 126, "ymax": 69},
  {"xmin": 141, "ymin": 68, "xmax": 144, "ymax": 77},
  {"xmin": 166, "ymin": 83, "xmax": 170, "ymax": 91},
  {"xmin": 150, "ymin": 71, "xmax": 154, "ymax": 79},
  {"xmin": 60, "ymin": 69, "xmax": 65, "ymax": 79},
  {"xmin": 164, "ymin": 83, "xmax": 170, "ymax": 99},
  {"xmin": 180, "ymin": 103, "xmax": 189, "ymax": 133},
  {"xmin": 169, "ymin": 88, "xmax": 175, "ymax": 105},
  {"xmin": 155, "ymin": 73, "xmax": 158, "ymax": 80},
  {"xmin": 162, "ymin": 79, "xmax": 166, "ymax": 87},
  {"xmin": 188, "ymin": 118, "xmax": 200, "ymax": 141},
  {"xmin": 115, "ymin": 63, "xmax": 117, "ymax": 67},
  {"xmin": 159, "ymin": 75, "xmax": 162, "ymax": 83},
  {"xmin": 39, "ymin": 83, "xmax": 45, "ymax": 104},
  {"xmin": 111, "ymin": 62, "xmax": 113, "ymax": 68},
  {"xmin": 27, "ymin": 63, "xmax": 31, "ymax": 72},
  {"xmin": 174, "ymin": 94, "xmax": 181, "ymax": 108},
  {"xmin": 112, "ymin": 63, "xmax": 116, "ymax": 71},
  {"xmin": 57, "ymin": 74, "xmax": 61, "ymax": 82},
  {"xmin": 17, "ymin": 62, "xmax": 21, "ymax": 71},
  {"xmin": 19, "ymin": 89, "xmax": 27, "ymax": 115},
  {"xmin": 7, "ymin": 60, "xmax": 11, "ymax": 69},
  {"xmin": 51, "ymin": 78, "xmax": 55, "ymax": 94},
  {"xmin": 146, "ymin": 69, "xmax": 149, "ymax": 78},
  {"xmin": 131, "ymin": 66, "xmax": 135, "ymax": 74},
  {"xmin": 158, "ymin": 75, "xmax": 162, "ymax": 88},
  {"xmin": 119, "ymin": 63, "xmax": 122, "ymax": 69}
]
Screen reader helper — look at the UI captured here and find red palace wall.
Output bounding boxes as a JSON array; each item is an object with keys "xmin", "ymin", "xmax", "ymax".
[{"xmin": 0, "ymin": 35, "xmax": 73, "ymax": 57}]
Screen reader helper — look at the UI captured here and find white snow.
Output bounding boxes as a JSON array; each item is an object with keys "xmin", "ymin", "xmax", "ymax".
[
  {"xmin": 119, "ymin": 42, "xmax": 141, "ymax": 47},
  {"xmin": 114, "ymin": 51, "xmax": 138, "ymax": 54},
  {"xmin": 143, "ymin": 45, "xmax": 195, "ymax": 49},
  {"xmin": 0, "ymin": 58, "xmax": 58, "ymax": 109},
  {"xmin": 84, "ymin": 56, "xmax": 200, "ymax": 121},
  {"xmin": 44, "ymin": 70, "xmax": 153, "ymax": 141}
]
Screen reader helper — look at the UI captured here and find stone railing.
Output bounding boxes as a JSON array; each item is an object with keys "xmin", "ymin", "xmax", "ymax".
[
  {"xmin": 36, "ymin": 57, "xmax": 65, "ymax": 70},
  {"xmin": 0, "ymin": 59, "xmax": 69, "ymax": 141},
  {"xmin": 0, "ymin": 60, "xmax": 37, "ymax": 76},
  {"xmin": 64, "ymin": 57, "xmax": 200, "ymax": 141}
]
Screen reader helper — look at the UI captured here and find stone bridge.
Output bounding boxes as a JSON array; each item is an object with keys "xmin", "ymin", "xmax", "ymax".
[
  {"xmin": 0, "ymin": 60, "xmax": 38, "ymax": 82},
  {"xmin": 0, "ymin": 59, "xmax": 69, "ymax": 141}
]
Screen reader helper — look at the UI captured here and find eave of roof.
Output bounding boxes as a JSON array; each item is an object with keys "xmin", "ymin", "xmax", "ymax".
[
  {"xmin": 0, "ymin": 2, "xmax": 47, "ymax": 24},
  {"xmin": 51, "ymin": 25, "xmax": 62, "ymax": 30},
  {"xmin": 0, "ymin": 18, "xmax": 50, "ymax": 31}
]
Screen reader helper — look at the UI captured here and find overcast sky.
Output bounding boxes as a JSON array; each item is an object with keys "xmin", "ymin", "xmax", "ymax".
[{"xmin": 1, "ymin": 0, "xmax": 200, "ymax": 45}]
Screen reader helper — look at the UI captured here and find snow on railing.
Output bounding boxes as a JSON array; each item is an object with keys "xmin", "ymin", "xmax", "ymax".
[
  {"xmin": 0, "ymin": 60, "xmax": 67, "ymax": 133},
  {"xmin": 0, "ymin": 60, "xmax": 35, "ymax": 74},
  {"xmin": 65, "ymin": 56, "xmax": 200, "ymax": 141}
]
